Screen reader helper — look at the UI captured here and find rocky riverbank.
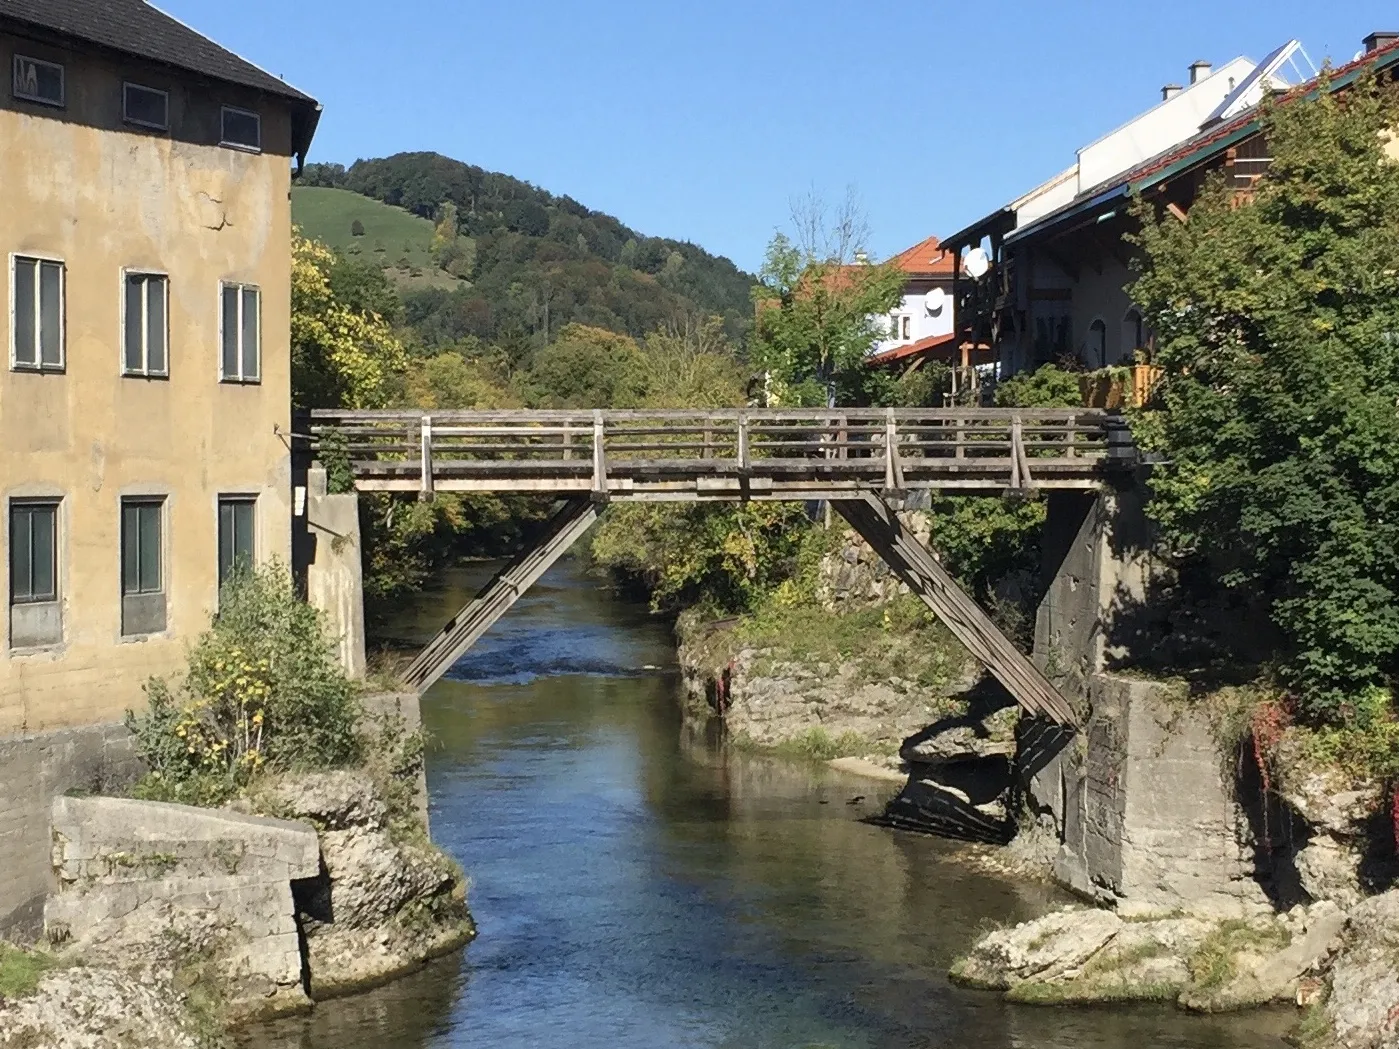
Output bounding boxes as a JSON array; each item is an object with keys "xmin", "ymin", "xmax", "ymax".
[
  {"xmin": 950, "ymin": 888, "xmax": 1398, "ymax": 1046},
  {"xmin": 0, "ymin": 738, "xmax": 473, "ymax": 1048}
]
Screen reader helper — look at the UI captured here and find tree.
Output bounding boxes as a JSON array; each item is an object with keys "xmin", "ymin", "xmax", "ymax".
[
  {"xmin": 291, "ymin": 233, "xmax": 407, "ymax": 409},
  {"xmin": 350, "ymin": 219, "xmax": 365, "ymax": 237},
  {"xmin": 749, "ymin": 191, "xmax": 904, "ymax": 405},
  {"xmin": 522, "ymin": 323, "xmax": 648, "ymax": 408},
  {"xmin": 1129, "ymin": 75, "xmax": 1399, "ymax": 719}
]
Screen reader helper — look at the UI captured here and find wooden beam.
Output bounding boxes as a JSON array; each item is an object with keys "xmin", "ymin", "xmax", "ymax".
[
  {"xmin": 833, "ymin": 494, "xmax": 1078, "ymax": 727},
  {"xmin": 398, "ymin": 498, "xmax": 600, "ymax": 694}
]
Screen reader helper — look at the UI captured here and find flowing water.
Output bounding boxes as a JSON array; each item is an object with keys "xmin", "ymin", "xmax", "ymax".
[{"xmin": 241, "ymin": 561, "xmax": 1295, "ymax": 1049}]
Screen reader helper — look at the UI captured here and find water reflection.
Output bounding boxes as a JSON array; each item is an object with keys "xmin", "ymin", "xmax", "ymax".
[{"xmin": 241, "ymin": 562, "xmax": 1296, "ymax": 1049}]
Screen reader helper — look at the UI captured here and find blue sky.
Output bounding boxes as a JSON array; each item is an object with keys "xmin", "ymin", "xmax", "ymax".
[{"xmin": 163, "ymin": 0, "xmax": 1396, "ymax": 273}]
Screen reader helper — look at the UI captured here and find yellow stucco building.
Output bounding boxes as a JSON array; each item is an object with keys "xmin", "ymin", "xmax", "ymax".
[{"xmin": 0, "ymin": 1, "xmax": 319, "ymax": 736}]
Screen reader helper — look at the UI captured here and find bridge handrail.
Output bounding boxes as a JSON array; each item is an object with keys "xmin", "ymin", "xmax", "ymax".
[{"xmin": 302, "ymin": 408, "xmax": 1131, "ymax": 496}]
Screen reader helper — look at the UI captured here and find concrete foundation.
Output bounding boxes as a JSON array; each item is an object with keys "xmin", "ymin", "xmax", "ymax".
[
  {"xmin": 302, "ymin": 465, "xmax": 367, "ymax": 679},
  {"xmin": 1027, "ymin": 675, "xmax": 1270, "ymax": 917},
  {"xmin": 0, "ymin": 722, "xmax": 140, "ymax": 939},
  {"xmin": 1035, "ymin": 485, "xmax": 1154, "ymax": 697},
  {"xmin": 1024, "ymin": 484, "xmax": 1269, "ymax": 916}
]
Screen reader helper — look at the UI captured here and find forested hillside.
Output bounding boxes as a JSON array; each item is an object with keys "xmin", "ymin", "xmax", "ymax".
[{"xmin": 296, "ymin": 153, "xmax": 755, "ymax": 347}]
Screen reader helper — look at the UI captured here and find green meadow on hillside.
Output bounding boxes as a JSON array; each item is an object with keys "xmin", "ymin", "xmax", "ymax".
[{"xmin": 292, "ymin": 186, "xmax": 466, "ymax": 291}]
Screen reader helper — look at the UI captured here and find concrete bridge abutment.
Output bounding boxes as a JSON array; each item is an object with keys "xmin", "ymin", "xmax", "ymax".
[{"xmin": 1021, "ymin": 482, "xmax": 1271, "ymax": 916}]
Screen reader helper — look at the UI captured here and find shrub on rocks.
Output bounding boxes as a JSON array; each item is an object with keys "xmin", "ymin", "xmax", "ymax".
[{"xmin": 126, "ymin": 565, "xmax": 363, "ymax": 806}]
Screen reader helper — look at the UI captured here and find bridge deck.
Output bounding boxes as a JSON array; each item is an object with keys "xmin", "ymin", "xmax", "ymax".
[{"xmin": 308, "ymin": 408, "xmax": 1132, "ymax": 498}]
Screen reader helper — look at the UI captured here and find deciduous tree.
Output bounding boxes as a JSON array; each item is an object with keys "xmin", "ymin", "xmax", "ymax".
[{"xmin": 1130, "ymin": 75, "xmax": 1399, "ymax": 718}]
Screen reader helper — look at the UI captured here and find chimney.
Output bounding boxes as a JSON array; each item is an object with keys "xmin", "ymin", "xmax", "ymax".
[
  {"xmin": 1161, "ymin": 83, "xmax": 1183, "ymax": 101},
  {"xmin": 1364, "ymin": 31, "xmax": 1399, "ymax": 53},
  {"xmin": 1189, "ymin": 60, "xmax": 1212, "ymax": 84}
]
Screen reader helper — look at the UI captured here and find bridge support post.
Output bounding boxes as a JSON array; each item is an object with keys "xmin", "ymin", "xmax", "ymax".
[
  {"xmin": 1034, "ymin": 484, "xmax": 1154, "ymax": 697},
  {"xmin": 399, "ymin": 498, "xmax": 600, "ymax": 694},
  {"xmin": 302, "ymin": 464, "xmax": 367, "ymax": 680},
  {"xmin": 833, "ymin": 494, "xmax": 1077, "ymax": 726}
]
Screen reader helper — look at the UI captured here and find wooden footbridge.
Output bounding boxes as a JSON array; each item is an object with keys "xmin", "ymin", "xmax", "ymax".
[{"xmin": 306, "ymin": 408, "xmax": 1135, "ymax": 728}]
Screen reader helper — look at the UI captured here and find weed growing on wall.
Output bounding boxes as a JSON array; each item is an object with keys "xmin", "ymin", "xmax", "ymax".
[{"xmin": 126, "ymin": 564, "xmax": 362, "ymax": 805}]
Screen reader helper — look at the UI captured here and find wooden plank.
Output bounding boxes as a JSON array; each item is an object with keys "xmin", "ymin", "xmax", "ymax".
[
  {"xmin": 399, "ymin": 498, "xmax": 600, "ymax": 694},
  {"xmin": 833, "ymin": 494, "xmax": 1078, "ymax": 727}
]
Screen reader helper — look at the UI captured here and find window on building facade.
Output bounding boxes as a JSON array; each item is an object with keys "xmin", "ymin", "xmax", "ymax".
[
  {"xmin": 13, "ymin": 55, "xmax": 64, "ymax": 107},
  {"xmin": 1123, "ymin": 308, "xmax": 1146, "ymax": 360},
  {"xmin": 217, "ymin": 497, "xmax": 256, "ymax": 587},
  {"xmin": 220, "ymin": 283, "xmax": 261, "ymax": 382},
  {"xmin": 1086, "ymin": 318, "xmax": 1108, "ymax": 369},
  {"xmin": 123, "ymin": 273, "xmax": 169, "ymax": 376},
  {"xmin": 888, "ymin": 314, "xmax": 900, "ymax": 340},
  {"xmin": 121, "ymin": 498, "xmax": 166, "ymax": 636},
  {"xmin": 902, "ymin": 316, "xmax": 911, "ymax": 340},
  {"xmin": 220, "ymin": 106, "xmax": 261, "ymax": 151},
  {"xmin": 123, "ymin": 83, "xmax": 169, "ymax": 130},
  {"xmin": 11, "ymin": 256, "xmax": 64, "ymax": 371},
  {"xmin": 9, "ymin": 499, "xmax": 61, "ymax": 647}
]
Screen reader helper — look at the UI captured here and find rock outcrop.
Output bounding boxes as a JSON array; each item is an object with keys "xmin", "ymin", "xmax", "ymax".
[
  {"xmin": 256, "ymin": 770, "xmax": 474, "ymax": 998},
  {"xmin": 1323, "ymin": 889, "xmax": 1399, "ymax": 1049},
  {"xmin": 952, "ymin": 902, "xmax": 1345, "ymax": 1012},
  {"xmin": 1, "ymin": 765, "xmax": 474, "ymax": 1045},
  {"xmin": 0, "ymin": 965, "xmax": 201, "ymax": 1049},
  {"xmin": 1275, "ymin": 750, "xmax": 1386, "ymax": 909}
]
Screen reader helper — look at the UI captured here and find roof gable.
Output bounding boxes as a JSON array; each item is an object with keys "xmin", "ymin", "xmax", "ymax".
[{"xmin": 0, "ymin": 0, "xmax": 316, "ymax": 105}]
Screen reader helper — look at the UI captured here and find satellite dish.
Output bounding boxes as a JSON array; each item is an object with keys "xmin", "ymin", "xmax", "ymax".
[
  {"xmin": 964, "ymin": 248, "xmax": 991, "ymax": 280},
  {"xmin": 926, "ymin": 288, "xmax": 947, "ymax": 315}
]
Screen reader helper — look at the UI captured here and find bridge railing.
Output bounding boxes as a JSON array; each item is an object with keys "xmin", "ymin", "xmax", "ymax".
[{"xmin": 306, "ymin": 408, "xmax": 1127, "ymax": 495}]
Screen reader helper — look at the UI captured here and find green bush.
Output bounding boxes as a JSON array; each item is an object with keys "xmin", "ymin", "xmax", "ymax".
[
  {"xmin": 126, "ymin": 564, "xmax": 362, "ymax": 804},
  {"xmin": 994, "ymin": 364, "xmax": 1082, "ymax": 408}
]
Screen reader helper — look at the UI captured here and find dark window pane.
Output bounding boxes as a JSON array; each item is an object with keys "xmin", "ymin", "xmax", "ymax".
[
  {"xmin": 219, "ymin": 502, "xmax": 234, "ymax": 584},
  {"xmin": 124, "ymin": 276, "xmax": 144, "ymax": 372},
  {"xmin": 241, "ymin": 288, "xmax": 260, "ymax": 380},
  {"xmin": 14, "ymin": 56, "xmax": 63, "ymax": 106},
  {"xmin": 147, "ymin": 277, "xmax": 166, "ymax": 374},
  {"xmin": 30, "ymin": 507, "xmax": 54, "ymax": 601},
  {"xmin": 124, "ymin": 84, "xmax": 167, "ymax": 129},
  {"xmin": 13, "ymin": 259, "xmax": 35, "ymax": 366},
  {"xmin": 221, "ymin": 285, "xmax": 239, "ymax": 377},
  {"xmin": 221, "ymin": 108, "xmax": 260, "ymax": 149},
  {"xmin": 138, "ymin": 504, "xmax": 161, "ymax": 593},
  {"xmin": 219, "ymin": 498, "xmax": 256, "ymax": 585},
  {"xmin": 10, "ymin": 506, "xmax": 32, "ymax": 601},
  {"xmin": 234, "ymin": 501, "xmax": 254, "ymax": 567},
  {"xmin": 122, "ymin": 504, "xmax": 140, "ymax": 594},
  {"xmin": 39, "ymin": 261, "xmax": 61, "ymax": 366}
]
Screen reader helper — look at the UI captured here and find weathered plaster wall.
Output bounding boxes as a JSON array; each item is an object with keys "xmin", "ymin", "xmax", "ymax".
[
  {"xmin": 0, "ymin": 29, "xmax": 297, "ymax": 734},
  {"xmin": 304, "ymin": 467, "xmax": 366, "ymax": 680},
  {"xmin": 0, "ymin": 722, "xmax": 140, "ymax": 938}
]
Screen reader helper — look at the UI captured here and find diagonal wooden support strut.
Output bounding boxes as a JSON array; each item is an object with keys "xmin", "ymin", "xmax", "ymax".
[
  {"xmin": 833, "ymin": 494, "xmax": 1078, "ymax": 728},
  {"xmin": 399, "ymin": 497, "xmax": 599, "ymax": 694}
]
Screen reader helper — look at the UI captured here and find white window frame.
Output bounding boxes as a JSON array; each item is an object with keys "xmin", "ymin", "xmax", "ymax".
[
  {"xmin": 219, "ymin": 281, "xmax": 262, "ymax": 384},
  {"xmin": 13, "ymin": 54, "xmax": 64, "ymax": 107},
  {"xmin": 219, "ymin": 106, "xmax": 262, "ymax": 152},
  {"xmin": 9, "ymin": 253, "xmax": 66, "ymax": 372},
  {"xmin": 120, "ymin": 269, "xmax": 170, "ymax": 378},
  {"xmin": 122, "ymin": 82, "xmax": 169, "ymax": 131}
]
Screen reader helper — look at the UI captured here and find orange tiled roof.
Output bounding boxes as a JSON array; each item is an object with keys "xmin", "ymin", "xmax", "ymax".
[{"xmin": 888, "ymin": 236, "xmax": 956, "ymax": 278}]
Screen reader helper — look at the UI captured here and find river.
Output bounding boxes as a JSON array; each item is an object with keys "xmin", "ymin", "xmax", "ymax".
[{"xmin": 241, "ymin": 561, "xmax": 1295, "ymax": 1049}]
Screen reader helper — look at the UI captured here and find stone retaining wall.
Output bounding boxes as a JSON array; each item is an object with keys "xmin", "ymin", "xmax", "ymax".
[{"xmin": 0, "ymin": 722, "xmax": 140, "ymax": 939}]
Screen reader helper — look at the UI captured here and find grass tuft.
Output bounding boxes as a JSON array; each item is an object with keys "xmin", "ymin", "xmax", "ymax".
[{"xmin": 0, "ymin": 942, "xmax": 59, "ymax": 1001}]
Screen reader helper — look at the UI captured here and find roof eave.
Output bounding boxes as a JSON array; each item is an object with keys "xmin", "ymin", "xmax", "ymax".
[{"xmin": 941, "ymin": 208, "xmax": 1015, "ymax": 255}]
